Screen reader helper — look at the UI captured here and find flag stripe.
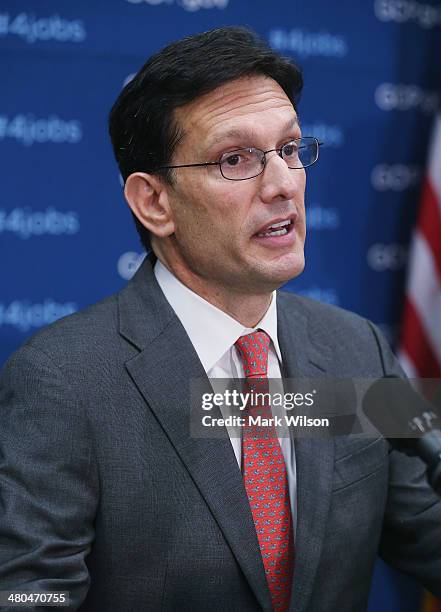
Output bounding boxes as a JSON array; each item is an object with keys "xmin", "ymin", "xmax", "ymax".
[
  {"xmin": 400, "ymin": 115, "xmax": 441, "ymax": 612},
  {"xmin": 400, "ymin": 297, "xmax": 441, "ymax": 378},
  {"xmin": 418, "ymin": 178, "xmax": 441, "ymax": 280},
  {"xmin": 406, "ymin": 232, "xmax": 441, "ymax": 365},
  {"xmin": 428, "ymin": 114, "xmax": 441, "ymax": 211},
  {"xmin": 396, "ymin": 349, "xmax": 418, "ymax": 378}
]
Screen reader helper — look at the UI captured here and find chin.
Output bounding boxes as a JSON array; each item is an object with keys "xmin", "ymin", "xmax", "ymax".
[
  {"xmin": 273, "ymin": 267, "xmax": 304, "ymax": 288},
  {"xmin": 270, "ymin": 253, "xmax": 305, "ymax": 284},
  {"xmin": 250, "ymin": 261, "xmax": 304, "ymax": 293}
]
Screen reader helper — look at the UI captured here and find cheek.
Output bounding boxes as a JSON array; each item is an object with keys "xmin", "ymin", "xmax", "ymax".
[
  {"xmin": 173, "ymin": 177, "xmax": 253, "ymax": 243},
  {"xmin": 217, "ymin": 184, "xmax": 255, "ymax": 233}
]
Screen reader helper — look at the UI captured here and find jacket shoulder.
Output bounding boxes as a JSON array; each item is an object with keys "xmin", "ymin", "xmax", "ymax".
[
  {"xmin": 278, "ymin": 289, "xmax": 369, "ymax": 333},
  {"xmin": 277, "ymin": 289, "xmax": 400, "ymax": 377},
  {"xmin": 6, "ymin": 293, "xmax": 120, "ymax": 373}
]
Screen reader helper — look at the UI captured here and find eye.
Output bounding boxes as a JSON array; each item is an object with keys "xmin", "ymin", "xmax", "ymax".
[
  {"xmin": 225, "ymin": 153, "xmax": 241, "ymax": 166},
  {"xmin": 221, "ymin": 148, "xmax": 255, "ymax": 167},
  {"xmin": 281, "ymin": 141, "xmax": 298, "ymax": 157}
]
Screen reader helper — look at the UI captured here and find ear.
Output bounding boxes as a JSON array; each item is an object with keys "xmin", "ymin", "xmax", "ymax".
[{"xmin": 124, "ymin": 172, "xmax": 175, "ymax": 238}]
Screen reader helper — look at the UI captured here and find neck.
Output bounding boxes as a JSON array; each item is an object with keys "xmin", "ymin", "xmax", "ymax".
[{"xmin": 154, "ymin": 251, "xmax": 273, "ymax": 328}]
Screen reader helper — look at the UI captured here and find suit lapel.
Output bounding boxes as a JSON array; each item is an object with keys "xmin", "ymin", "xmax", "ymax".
[
  {"xmin": 277, "ymin": 293, "xmax": 335, "ymax": 612},
  {"xmin": 118, "ymin": 257, "xmax": 273, "ymax": 611}
]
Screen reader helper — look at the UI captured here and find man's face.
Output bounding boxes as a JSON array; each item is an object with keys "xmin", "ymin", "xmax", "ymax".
[{"xmin": 163, "ymin": 75, "xmax": 307, "ymax": 295}]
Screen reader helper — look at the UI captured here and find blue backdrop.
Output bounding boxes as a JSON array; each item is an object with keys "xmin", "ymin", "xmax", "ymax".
[{"xmin": 2, "ymin": 1, "xmax": 441, "ymax": 609}]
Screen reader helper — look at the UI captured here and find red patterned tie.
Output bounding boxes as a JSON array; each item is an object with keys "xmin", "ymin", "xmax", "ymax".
[{"xmin": 235, "ymin": 331, "xmax": 294, "ymax": 612}]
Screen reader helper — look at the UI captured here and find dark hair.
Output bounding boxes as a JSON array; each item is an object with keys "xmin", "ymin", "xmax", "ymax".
[{"xmin": 109, "ymin": 26, "xmax": 303, "ymax": 251}]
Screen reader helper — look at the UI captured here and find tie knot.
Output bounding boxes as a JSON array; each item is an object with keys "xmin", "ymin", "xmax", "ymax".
[{"xmin": 235, "ymin": 330, "xmax": 271, "ymax": 378}]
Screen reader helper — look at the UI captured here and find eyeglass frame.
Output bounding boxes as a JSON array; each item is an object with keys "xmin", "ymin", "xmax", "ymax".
[{"xmin": 153, "ymin": 136, "xmax": 323, "ymax": 181}]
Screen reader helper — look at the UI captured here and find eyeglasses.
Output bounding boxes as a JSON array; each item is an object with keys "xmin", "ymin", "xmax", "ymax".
[{"xmin": 155, "ymin": 136, "xmax": 322, "ymax": 181}]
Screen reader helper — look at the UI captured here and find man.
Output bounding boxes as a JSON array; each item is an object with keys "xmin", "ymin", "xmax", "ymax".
[{"xmin": 1, "ymin": 26, "xmax": 441, "ymax": 612}]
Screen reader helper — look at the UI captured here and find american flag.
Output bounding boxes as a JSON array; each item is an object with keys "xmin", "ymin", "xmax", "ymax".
[
  {"xmin": 398, "ymin": 113, "xmax": 441, "ymax": 379},
  {"xmin": 398, "ymin": 113, "xmax": 441, "ymax": 611}
]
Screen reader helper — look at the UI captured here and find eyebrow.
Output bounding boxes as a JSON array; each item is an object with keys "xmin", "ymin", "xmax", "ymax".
[{"xmin": 206, "ymin": 117, "xmax": 301, "ymax": 150}]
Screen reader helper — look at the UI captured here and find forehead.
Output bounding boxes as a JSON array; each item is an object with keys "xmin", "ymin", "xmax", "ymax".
[{"xmin": 174, "ymin": 75, "xmax": 298, "ymax": 148}]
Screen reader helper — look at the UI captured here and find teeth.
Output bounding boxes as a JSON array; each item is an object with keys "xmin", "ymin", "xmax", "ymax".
[
  {"xmin": 269, "ymin": 219, "xmax": 291, "ymax": 229},
  {"xmin": 258, "ymin": 227, "xmax": 288, "ymax": 237},
  {"xmin": 257, "ymin": 219, "xmax": 291, "ymax": 237}
]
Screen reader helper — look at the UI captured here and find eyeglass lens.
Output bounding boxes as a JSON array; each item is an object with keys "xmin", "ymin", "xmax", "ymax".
[{"xmin": 219, "ymin": 137, "xmax": 319, "ymax": 180}]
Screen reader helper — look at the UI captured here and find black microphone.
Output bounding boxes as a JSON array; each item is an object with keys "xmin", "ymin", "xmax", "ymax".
[{"xmin": 362, "ymin": 376, "xmax": 441, "ymax": 495}]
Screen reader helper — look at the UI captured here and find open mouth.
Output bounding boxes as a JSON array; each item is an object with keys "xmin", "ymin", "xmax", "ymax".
[{"xmin": 255, "ymin": 219, "xmax": 293, "ymax": 238}]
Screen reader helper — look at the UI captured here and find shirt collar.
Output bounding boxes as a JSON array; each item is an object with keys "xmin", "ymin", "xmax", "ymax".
[{"xmin": 154, "ymin": 259, "xmax": 282, "ymax": 373}]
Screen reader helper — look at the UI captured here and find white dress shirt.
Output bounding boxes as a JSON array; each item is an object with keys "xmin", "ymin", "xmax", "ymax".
[{"xmin": 154, "ymin": 259, "xmax": 297, "ymax": 531}]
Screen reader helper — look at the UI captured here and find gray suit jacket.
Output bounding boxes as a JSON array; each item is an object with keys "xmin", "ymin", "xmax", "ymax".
[{"xmin": 1, "ymin": 255, "xmax": 441, "ymax": 612}]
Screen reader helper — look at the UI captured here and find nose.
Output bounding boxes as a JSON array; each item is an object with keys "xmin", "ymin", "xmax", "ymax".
[{"xmin": 259, "ymin": 151, "xmax": 305, "ymax": 204}]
